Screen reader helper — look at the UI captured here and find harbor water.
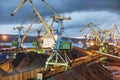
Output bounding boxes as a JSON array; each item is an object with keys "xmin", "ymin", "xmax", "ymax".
[{"xmin": 0, "ymin": 43, "xmax": 83, "ymax": 48}]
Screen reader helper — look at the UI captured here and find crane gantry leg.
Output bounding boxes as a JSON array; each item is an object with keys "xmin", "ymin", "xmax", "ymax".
[
  {"xmin": 45, "ymin": 20, "xmax": 71, "ymax": 71},
  {"xmin": 13, "ymin": 26, "xmax": 23, "ymax": 52}
]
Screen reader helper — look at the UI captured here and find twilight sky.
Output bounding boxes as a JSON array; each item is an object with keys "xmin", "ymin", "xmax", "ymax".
[{"xmin": 0, "ymin": 0, "xmax": 120, "ymax": 38}]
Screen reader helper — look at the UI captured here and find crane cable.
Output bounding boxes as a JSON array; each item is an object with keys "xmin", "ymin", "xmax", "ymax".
[
  {"xmin": 20, "ymin": 11, "xmax": 34, "ymax": 26},
  {"xmin": 21, "ymin": 11, "xmax": 35, "ymax": 34}
]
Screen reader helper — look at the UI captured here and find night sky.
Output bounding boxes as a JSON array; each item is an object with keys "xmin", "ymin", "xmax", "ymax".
[{"xmin": 0, "ymin": 0, "xmax": 120, "ymax": 38}]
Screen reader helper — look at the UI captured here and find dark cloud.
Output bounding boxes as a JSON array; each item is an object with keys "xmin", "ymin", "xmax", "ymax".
[
  {"xmin": 58, "ymin": 0, "xmax": 120, "ymax": 13},
  {"xmin": 0, "ymin": 0, "xmax": 120, "ymax": 25}
]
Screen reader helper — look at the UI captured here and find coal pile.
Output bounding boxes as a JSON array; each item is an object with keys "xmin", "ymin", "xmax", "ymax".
[
  {"xmin": 0, "ymin": 51, "xmax": 49, "ymax": 77},
  {"xmin": 0, "ymin": 47, "xmax": 120, "ymax": 80},
  {"xmin": 13, "ymin": 52, "xmax": 49, "ymax": 72}
]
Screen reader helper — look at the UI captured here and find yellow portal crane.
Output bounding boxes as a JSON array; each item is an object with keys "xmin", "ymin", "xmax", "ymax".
[
  {"xmin": 30, "ymin": 0, "xmax": 56, "ymax": 42},
  {"xmin": 113, "ymin": 24, "xmax": 119, "ymax": 34},
  {"xmin": 41, "ymin": 0, "xmax": 72, "ymax": 70},
  {"xmin": 80, "ymin": 23, "xmax": 101, "ymax": 43},
  {"xmin": 11, "ymin": 0, "xmax": 56, "ymax": 42},
  {"xmin": 102, "ymin": 24, "xmax": 120, "ymax": 43},
  {"xmin": 11, "ymin": 0, "xmax": 71, "ymax": 70},
  {"xmin": 111, "ymin": 24, "xmax": 120, "ymax": 41},
  {"xmin": 100, "ymin": 29, "xmax": 112, "ymax": 42}
]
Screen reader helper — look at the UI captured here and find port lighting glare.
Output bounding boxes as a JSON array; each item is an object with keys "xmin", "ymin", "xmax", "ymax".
[
  {"xmin": 1, "ymin": 35, "xmax": 8, "ymax": 41},
  {"xmin": 78, "ymin": 41, "xmax": 82, "ymax": 44},
  {"xmin": 89, "ymin": 41, "xmax": 95, "ymax": 46}
]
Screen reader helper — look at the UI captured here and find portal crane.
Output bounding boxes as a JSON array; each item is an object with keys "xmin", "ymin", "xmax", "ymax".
[
  {"xmin": 113, "ymin": 24, "xmax": 119, "ymax": 34},
  {"xmin": 34, "ymin": 27, "xmax": 46, "ymax": 54},
  {"xmin": 103, "ymin": 24, "xmax": 120, "ymax": 43},
  {"xmin": 42, "ymin": 0, "xmax": 71, "ymax": 70},
  {"xmin": 80, "ymin": 23, "xmax": 101, "ymax": 44},
  {"xmin": 111, "ymin": 24, "xmax": 120, "ymax": 42},
  {"xmin": 100, "ymin": 30, "xmax": 112, "ymax": 42},
  {"xmin": 13, "ymin": 26, "xmax": 23, "ymax": 51},
  {"xmin": 34, "ymin": 27, "xmax": 42, "ymax": 48},
  {"xmin": 11, "ymin": 11, "xmax": 35, "ymax": 49},
  {"xmin": 11, "ymin": 0, "xmax": 71, "ymax": 70},
  {"xmin": 11, "ymin": 0, "xmax": 55, "ymax": 42}
]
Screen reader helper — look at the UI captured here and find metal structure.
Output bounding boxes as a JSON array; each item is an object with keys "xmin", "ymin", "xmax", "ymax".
[
  {"xmin": 34, "ymin": 27, "xmax": 42, "ymax": 48},
  {"xmin": 80, "ymin": 23, "xmax": 102, "ymax": 48},
  {"xmin": 12, "ymin": 11, "xmax": 35, "ymax": 49},
  {"xmin": 42, "ymin": 0, "xmax": 71, "ymax": 30},
  {"xmin": 10, "ymin": 0, "xmax": 27, "ymax": 16},
  {"xmin": 113, "ymin": 24, "xmax": 119, "ymax": 34},
  {"xmin": 99, "ymin": 29, "xmax": 112, "ymax": 42},
  {"xmin": 39, "ymin": 16, "xmax": 54, "ymax": 44},
  {"xmin": 11, "ymin": 0, "xmax": 55, "ymax": 42},
  {"xmin": 13, "ymin": 26, "xmax": 23, "ymax": 51},
  {"xmin": 111, "ymin": 24, "xmax": 120, "ymax": 42},
  {"xmin": 21, "ymin": 16, "xmax": 37, "ymax": 47},
  {"xmin": 80, "ymin": 23, "xmax": 101, "ymax": 43},
  {"xmin": 11, "ymin": 0, "xmax": 71, "ymax": 70},
  {"xmin": 42, "ymin": 0, "xmax": 71, "ymax": 70},
  {"xmin": 34, "ymin": 27, "xmax": 45, "ymax": 54}
]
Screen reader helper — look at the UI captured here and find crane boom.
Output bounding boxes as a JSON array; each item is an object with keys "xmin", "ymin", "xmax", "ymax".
[
  {"xmin": 41, "ymin": 0, "xmax": 71, "ymax": 43},
  {"xmin": 21, "ymin": 16, "xmax": 37, "ymax": 44},
  {"xmin": 42, "ymin": 0, "xmax": 59, "ymax": 16},
  {"xmin": 40, "ymin": 16, "xmax": 55, "ymax": 41},
  {"xmin": 20, "ymin": 11, "xmax": 34, "ymax": 26},
  {"xmin": 42, "ymin": 0, "xmax": 71, "ymax": 19},
  {"xmin": 11, "ymin": 0, "xmax": 27, "ymax": 16},
  {"xmin": 11, "ymin": 0, "xmax": 56, "ymax": 42},
  {"xmin": 80, "ymin": 23, "xmax": 101, "ymax": 43},
  {"xmin": 42, "ymin": 0, "xmax": 71, "ymax": 20},
  {"xmin": 80, "ymin": 23, "xmax": 93, "ymax": 32},
  {"xmin": 29, "ymin": 0, "xmax": 56, "ymax": 42}
]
